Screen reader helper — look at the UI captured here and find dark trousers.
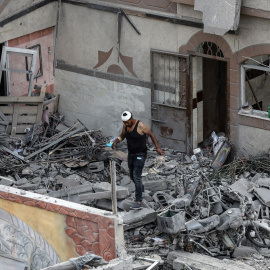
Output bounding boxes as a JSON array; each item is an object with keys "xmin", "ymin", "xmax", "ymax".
[{"xmin": 128, "ymin": 152, "xmax": 146, "ymax": 202}]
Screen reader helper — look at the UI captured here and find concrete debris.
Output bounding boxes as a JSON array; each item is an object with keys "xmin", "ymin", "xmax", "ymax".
[
  {"xmin": 168, "ymin": 251, "xmax": 255, "ymax": 270},
  {"xmin": 120, "ymin": 208, "xmax": 157, "ymax": 230},
  {"xmin": 1, "ymin": 120, "xmax": 270, "ymax": 269}
]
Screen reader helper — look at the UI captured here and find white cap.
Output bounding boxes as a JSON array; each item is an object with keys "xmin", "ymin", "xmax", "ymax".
[{"xmin": 121, "ymin": 111, "xmax": 132, "ymax": 121}]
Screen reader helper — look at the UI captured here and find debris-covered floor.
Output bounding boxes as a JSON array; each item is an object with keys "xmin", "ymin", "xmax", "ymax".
[{"xmin": 1, "ymin": 113, "xmax": 270, "ymax": 270}]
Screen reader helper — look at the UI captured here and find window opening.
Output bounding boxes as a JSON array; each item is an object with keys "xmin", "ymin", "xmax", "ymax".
[
  {"xmin": 241, "ymin": 55, "xmax": 270, "ymax": 118},
  {"xmin": 25, "ymin": 44, "xmax": 43, "ymax": 81},
  {"xmin": 152, "ymin": 52, "xmax": 187, "ymax": 108},
  {"xmin": 196, "ymin": 42, "xmax": 224, "ymax": 58},
  {"xmin": 0, "ymin": 46, "xmax": 37, "ymax": 96},
  {"xmin": 0, "ymin": 43, "xmax": 6, "ymax": 96}
]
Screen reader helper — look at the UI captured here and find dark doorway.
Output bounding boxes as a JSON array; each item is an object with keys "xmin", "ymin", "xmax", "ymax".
[
  {"xmin": 203, "ymin": 58, "xmax": 227, "ymax": 139},
  {"xmin": 0, "ymin": 43, "xmax": 7, "ymax": 96}
]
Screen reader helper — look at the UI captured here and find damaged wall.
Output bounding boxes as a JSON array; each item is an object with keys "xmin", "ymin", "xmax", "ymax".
[
  {"xmin": 7, "ymin": 27, "xmax": 55, "ymax": 97},
  {"xmin": 0, "ymin": 0, "xmax": 57, "ymax": 44},
  {"xmin": 55, "ymin": 69, "xmax": 151, "ymax": 137},
  {"xmin": 0, "ymin": 0, "xmax": 270, "ymax": 155},
  {"xmin": 238, "ymin": 125, "xmax": 270, "ymax": 155},
  {"xmin": 55, "ymin": 1, "xmax": 195, "ymax": 136},
  {"xmin": 54, "ymin": 0, "xmax": 270, "ymax": 156},
  {"xmin": 0, "ymin": 185, "xmax": 121, "ymax": 269}
]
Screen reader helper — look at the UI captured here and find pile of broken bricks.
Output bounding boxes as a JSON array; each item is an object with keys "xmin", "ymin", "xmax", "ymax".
[{"xmin": 1, "ymin": 115, "xmax": 270, "ymax": 270}]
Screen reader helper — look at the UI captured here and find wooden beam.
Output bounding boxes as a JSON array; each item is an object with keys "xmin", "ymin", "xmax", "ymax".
[
  {"xmin": 37, "ymin": 86, "xmax": 46, "ymax": 122},
  {"xmin": 0, "ymin": 96, "xmax": 44, "ymax": 103},
  {"xmin": 0, "ymin": 106, "xmax": 38, "ymax": 114},
  {"xmin": 11, "ymin": 104, "xmax": 19, "ymax": 136}
]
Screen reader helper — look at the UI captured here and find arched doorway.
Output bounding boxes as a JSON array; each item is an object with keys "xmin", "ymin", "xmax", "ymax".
[{"xmin": 191, "ymin": 41, "xmax": 229, "ymax": 148}]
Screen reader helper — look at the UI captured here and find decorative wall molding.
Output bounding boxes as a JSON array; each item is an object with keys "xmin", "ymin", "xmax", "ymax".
[{"xmin": 0, "ymin": 186, "xmax": 117, "ymax": 262}]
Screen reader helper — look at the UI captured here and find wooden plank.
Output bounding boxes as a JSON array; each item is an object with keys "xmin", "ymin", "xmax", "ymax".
[
  {"xmin": 54, "ymin": 94, "xmax": 60, "ymax": 113},
  {"xmin": 0, "ymin": 106, "xmax": 38, "ymax": 114},
  {"xmin": 37, "ymin": 103, "xmax": 43, "ymax": 122},
  {"xmin": 11, "ymin": 104, "xmax": 19, "ymax": 136},
  {"xmin": 7, "ymin": 124, "xmax": 32, "ymax": 134},
  {"xmin": 36, "ymin": 86, "xmax": 46, "ymax": 121},
  {"xmin": 19, "ymin": 106, "xmax": 38, "ymax": 114},
  {"xmin": 0, "ymin": 96, "xmax": 44, "ymax": 103},
  {"xmin": 0, "ymin": 106, "xmax": 13, "ymax": 114},
  {"xmin": 5, "ymin": 115, "xmax": 37, "ymax": 124}
]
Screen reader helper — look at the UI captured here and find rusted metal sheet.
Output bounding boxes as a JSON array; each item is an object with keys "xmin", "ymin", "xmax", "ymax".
[{"xmin": 151, "ymin": 50, "xmax": 190, "ymax": 152}]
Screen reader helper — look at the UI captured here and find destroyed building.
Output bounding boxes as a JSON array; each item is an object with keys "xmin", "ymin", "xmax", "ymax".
[{"xmin": 0, "ymin": 0, "xmax": 270, "ymax": 269}]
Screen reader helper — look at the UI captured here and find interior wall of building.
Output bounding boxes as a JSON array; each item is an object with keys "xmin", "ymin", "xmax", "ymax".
[{"xmin": 7, "ymin": 27, "xmax": 55, "ymax": 97}]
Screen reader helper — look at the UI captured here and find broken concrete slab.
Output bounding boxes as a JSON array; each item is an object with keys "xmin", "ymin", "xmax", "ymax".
[
  {"xmin": 88, "ymin": 161, "xmax": 104, "ymax": 172},
  {"xmin": 256, "ymin": 178, "xmax": 270, "ymax": 189},
  {"xmin": 118, "ymin": 197, "xmax": 151, "ymax": 212},
  {"xmin": 133, "ymin": 255, "xmax": 163, "ymax": 270},
  {"xmin": 31, "ymin": 176, "xmax": 42, "ymax": 184},
  {"xmin": 49, "ymin": 183, "xmax": 93, "ymax": 198},
  {"xmin": 232, "ymin": 246, "xmax": 260, "ymax": 258},
  {"xmin": 79, "ymin": 188, "xmax": 129, "ymax": 202},
  {"xmin": 152, "ymin": 191, "xmax": 174, "ymax": 207},
  {"xmin": 109, "ymin": 150, "xmax": 128, "ymax": 162},
  {"xmin": 168, "ymin": 251, "xmax": 256, "ymax": 270},
  {"xmin": 29, "ymin": 163, "xmax": 43, "ymax": 172},
  {"xmin": 56, "ymin": 174, "xmax": 81, "ymax": 188},
  {"xmin": 22, "ymin": 167, "xmax": 33, "ymax": 175},
  {"xmin": 14, "ymin": 183, "xmax": 40, "ymax": 190},
  {"xmin": 194, "ymin": 0, "xmax": 241, "ymax": 36},
  {"xmin": 120, "ymin": 208, "xmax": 157, "ymax": 230},
  {"xmin": 93, "ymin": 182, "xmax": 112, "ymax": 192},
  {"xmin": 143, "ymin": 180, "xmax": 167, "ymax": 192},
  {"xmin": 120, "ymin": 161, "xmax": 129, "ymax": 173},
  {"xmin": 120, "ymin": 175, "xmax": 135, "ymax": 193},
  {"xmin": 229, "ymin": 178, "xmax": 253, "ymax": 198},
  {"xmin": 95, "ymin": 199, "xmax": 114, "ymax": 211},
  {"xmin": 16, "ymin": 177, "xmax": 29, "ymax": 186},
  {"xmin": 254, "ymin": 187, "xmax": 270, "ymax": 207},
  {"xmin": 157, "ymin": 209, "xmax": 185, "ymax": 234}
]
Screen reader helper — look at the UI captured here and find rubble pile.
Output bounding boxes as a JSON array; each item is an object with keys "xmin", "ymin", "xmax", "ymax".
[
  {"xmin": 0, "ymin": 113, "xmax": 123, "ymax": 198},
  {"xmin": 1, "ymin": 114, "xmax": 270, "ymax": 270}
]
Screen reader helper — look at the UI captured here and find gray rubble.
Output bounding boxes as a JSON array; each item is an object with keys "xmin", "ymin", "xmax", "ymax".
[{"xmin": 1, "ymin": 114, "xmax": 270, "ymax": 269}]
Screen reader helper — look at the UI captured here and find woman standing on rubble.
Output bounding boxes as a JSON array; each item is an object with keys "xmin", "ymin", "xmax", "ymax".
[{"xmin": 112, "ymin": 111, "xmax": 163, "ymax": 210}]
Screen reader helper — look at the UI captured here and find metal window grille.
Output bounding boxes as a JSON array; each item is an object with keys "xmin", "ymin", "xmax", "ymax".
[
  {"xmin": 196, "ymin": 42, "xmax": 224, "ymax": 58},
  {"xmin": 151, "ymin": 51, "xmax": 188, "ymax": 108}
]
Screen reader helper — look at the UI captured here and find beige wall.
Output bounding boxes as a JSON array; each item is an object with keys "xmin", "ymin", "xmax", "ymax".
[
  {"xmin": 55, "ymin": 69, "xmax": 151, "ymax": 137},
  {"xmin": 0, "ymin": 1, "xmax": 57, "ymax": 44}
]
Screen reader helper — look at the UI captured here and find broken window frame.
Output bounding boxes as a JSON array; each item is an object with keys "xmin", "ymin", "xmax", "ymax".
[
  {"xmin": 240, "ymin": 63, "xmax": 270, "ymax": 119},
  {"xmin": 25, "ymin": 44, "xmax": 43, "ymax": 81},
  {"xmin": 0, "ymin": 46, "xmax": 37, "ymax": 96}
]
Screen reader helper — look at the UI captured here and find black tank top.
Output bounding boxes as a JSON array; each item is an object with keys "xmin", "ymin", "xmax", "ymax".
[{"xmin": 125, "ymin": 120, "xmax": 147, "ymax": 154}]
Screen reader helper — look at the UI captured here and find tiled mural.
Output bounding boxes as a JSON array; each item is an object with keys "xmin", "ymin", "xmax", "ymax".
[
  {"xmin": 0, "ymin": 208, "xmax": 60, "ymax": 269},
  {"xmin": 0, "ymin": 185, "xmax": 117, "ymax": 268}
]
